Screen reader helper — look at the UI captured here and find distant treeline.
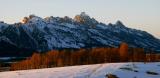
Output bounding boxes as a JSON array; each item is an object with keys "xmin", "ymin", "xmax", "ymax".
[{"xmin": 10, "ymin": 43, "xmax": 160, "ymax": 71}]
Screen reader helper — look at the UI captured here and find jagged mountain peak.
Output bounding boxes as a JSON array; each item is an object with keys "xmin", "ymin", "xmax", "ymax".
[
  {"xmin": 74, "ymin": 12, "xmax": 98, "ymax": 26},
  {"xmin": 115, "ymin": 20, "xmax": 125, "ymax": 27},
  {"xmin": 21, "ymin": 12, "xmax": 100, "ymax": 28},
  {"xmin": 22, "ymin": 14, "xmax": 44, "ymax": 24},
  {"xmin": 0, "ymin": 21, "xmax": 4, "ymax": 24},
  {"xmin": 80, "ymin": 12, "xmax": 88, "ymax": 16}
]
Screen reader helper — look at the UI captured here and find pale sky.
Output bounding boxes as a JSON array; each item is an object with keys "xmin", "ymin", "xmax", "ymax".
[{"xmin": 0, "ymin": 0, "xmax": 160, "ymax": 38}]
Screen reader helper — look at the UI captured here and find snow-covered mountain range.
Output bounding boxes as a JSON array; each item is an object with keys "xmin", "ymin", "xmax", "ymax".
[{"xmin": 0, "ymin": 12, "xmax": 160, "ymax": 54}]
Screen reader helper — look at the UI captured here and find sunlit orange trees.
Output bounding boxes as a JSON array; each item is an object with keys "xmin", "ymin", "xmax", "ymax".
[
  {"xmin": 11, "ymin": 42, "xmax": 159, "ymax": 71},
  {"xmin": 119, "ymin": 42, "xmax": 129, "ymax": 62}
]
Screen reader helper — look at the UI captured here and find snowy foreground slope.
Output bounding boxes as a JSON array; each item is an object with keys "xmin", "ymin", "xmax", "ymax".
[{"xmin": 0, "ymin": 63, "xmax": 160, "ymax": 78}]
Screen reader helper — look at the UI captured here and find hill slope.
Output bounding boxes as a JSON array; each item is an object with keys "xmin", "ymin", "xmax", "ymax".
[{"xmin": 0, "ymin": 62, "xmax": 160, "ymax": 78}]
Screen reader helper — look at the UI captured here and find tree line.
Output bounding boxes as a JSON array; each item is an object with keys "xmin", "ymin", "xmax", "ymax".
[{"xmin": 10, "ymin": 43, "xmax": 160, "ymax": 71}]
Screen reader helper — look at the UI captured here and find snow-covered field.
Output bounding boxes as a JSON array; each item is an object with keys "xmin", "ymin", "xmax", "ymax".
[{"xmin": 0, "ymin": 62, "xmax": 160, "ymax": 78}]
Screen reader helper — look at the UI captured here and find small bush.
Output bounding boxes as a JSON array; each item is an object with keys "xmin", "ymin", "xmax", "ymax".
[
  {"xmin": 106, "ymin": 74, "xmax": 119, "ymax": 78},
  {"xmin": 146, "ymin": 71, "xmax": 159, "ymax": 75},
  {"xmin": 119, "ymin": 67, "xmax": 133, "ymax": 71},
  {"xmin": 134, "ymin": 70, "xmax": 138, "ymax": 72}
]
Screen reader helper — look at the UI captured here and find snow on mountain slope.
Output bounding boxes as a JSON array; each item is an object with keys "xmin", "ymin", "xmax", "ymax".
[
  {"xmin": 0, "ymin": 12, "xmax": 160, "ymax": 53},
  {"xmin": 0, "ymin": 63, "xmax": 160, "ymax": 78}
]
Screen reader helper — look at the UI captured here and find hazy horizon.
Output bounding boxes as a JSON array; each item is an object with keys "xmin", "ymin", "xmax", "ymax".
[{"xmin": 0, "ymin": 0, "xmax": 160, "ymax": 38}]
